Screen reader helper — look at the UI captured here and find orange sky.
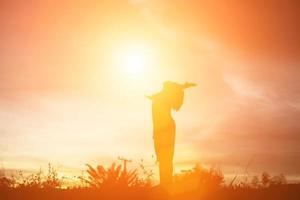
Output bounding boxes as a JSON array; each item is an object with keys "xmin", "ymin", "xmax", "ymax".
[{"xmin": 0, "ymin": 0, "xmax": 300, "ymax": 181}]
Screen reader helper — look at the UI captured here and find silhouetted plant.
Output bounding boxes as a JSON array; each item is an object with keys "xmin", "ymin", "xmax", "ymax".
[
  {"xmin": 250, "ymin": 175, "xmax": 260, "ymax": 188},
  {"xmin": 42, "ymin": 163, "xmax": 62, "ymax": 188},
  {"xmin": 0, "ymin": 177, "xmax": 15, "ymax": 188},
  {"xmin": 174, "ymin": 164, "xmax": 224, "ymax": 193},
  {"xmin": 261, "ymin": 171, "xmax": 271, "ymax": 187},
  {"xmin": 0, "ymin": 168, "xmax": 14, "ymax": 188},
  {"xmin": 237, "ymin": 176, "xmax": 252, "ymax": 189},
  {"xmin": 233, "ymin": 172, "xmax": 288, "ymax": 189},
  {"xmin": 1, "ymin": 164, "xmax": 62, "ymax": 189},
  {"xmin": 81, "ymin": 161, "xmax": 151, "ymax": 189},
  {"xmin": 138, "ymin": 159, "xmax": 154, "ymax": 186},
  {"xmin": 17, "ymin": 170, "xmax": 43, "ymax": 188},
  {"xmin": 269, "ymin": 173, "xmax": 287, "ymax": 186},
  {"xmin": 197, "ymin": 165, "xmax": 224, "ymax": 191}
]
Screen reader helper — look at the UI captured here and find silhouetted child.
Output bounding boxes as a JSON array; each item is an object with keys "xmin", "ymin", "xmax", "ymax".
[{"xmin": 148, "ymin": 81, "xmax": 196, "ymax": 188}]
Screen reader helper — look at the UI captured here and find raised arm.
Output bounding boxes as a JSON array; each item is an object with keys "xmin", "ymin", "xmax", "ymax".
[{"xmin": 182, "ymin": 82, "xmax": 197, "ymax": 89}]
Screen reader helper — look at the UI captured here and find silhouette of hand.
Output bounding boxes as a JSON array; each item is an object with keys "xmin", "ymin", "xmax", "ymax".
[{"xmin": 182, "ymin": 82, "xmax": 197, "ymax": 89}]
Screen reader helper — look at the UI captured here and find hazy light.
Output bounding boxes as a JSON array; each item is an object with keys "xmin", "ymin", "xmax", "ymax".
[{"xmin": 118, "ymin": 45, "xmax": 151, "ymax": 77}]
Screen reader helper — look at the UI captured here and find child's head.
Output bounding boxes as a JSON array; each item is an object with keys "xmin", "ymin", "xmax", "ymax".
[
  {"xmin": 148, "ymin": 81, "xmax": 196, "ymax": 111},
  {"xmin": 162, "ymin": 81, "xmax": 185, "ymax": 111}
]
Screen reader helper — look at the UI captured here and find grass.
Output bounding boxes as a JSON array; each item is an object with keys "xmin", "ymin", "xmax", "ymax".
[{"xmin": 0, "ymin": 160, "xmax": 299, "ymax": 200}]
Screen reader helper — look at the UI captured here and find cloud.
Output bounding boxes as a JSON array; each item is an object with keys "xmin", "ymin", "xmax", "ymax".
[
  {"xmin": 181, "ymin": 68, "xmax": 300, "ymax": 175},
  {"xmin": 132, "ymin": 0, "xmax": 300, "ymax": 61},
  {"xmin": 223, "ymin": 73, "xmax": 269, "ymax": 101}
]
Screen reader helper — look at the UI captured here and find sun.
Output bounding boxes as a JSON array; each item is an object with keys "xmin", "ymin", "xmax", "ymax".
[
  {"xmin": 122, "ymin": 51, "xmax": 146, "ymax": 74},
  {"xmin": 118, "ymin": 45, "xmax": 151, "ymax": 77}
]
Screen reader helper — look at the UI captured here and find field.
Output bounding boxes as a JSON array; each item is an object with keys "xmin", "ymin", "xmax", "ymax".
[{"xmin": 1, "ymin": 162, "xmax": 299, "ymax": 200}]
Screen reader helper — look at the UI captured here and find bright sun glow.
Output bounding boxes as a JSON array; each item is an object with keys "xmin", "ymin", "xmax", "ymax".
[{"xmin": 118, "ymin": 45, "xmax": 151, "ymax": 77}]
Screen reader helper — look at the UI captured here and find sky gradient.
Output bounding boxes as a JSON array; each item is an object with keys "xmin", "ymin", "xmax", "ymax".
[{"xmin": 1, "ymin": 0, "xmax": 300, "ymax": 181}]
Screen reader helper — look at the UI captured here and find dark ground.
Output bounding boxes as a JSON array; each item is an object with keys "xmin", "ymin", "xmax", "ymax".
[{"xmin": 1, "ymin": 184, "xmax": 300, "ymax": 200}]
